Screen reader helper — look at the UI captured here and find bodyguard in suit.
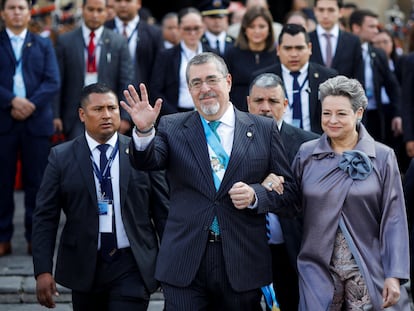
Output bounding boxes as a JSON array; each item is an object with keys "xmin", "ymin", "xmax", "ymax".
[
  {"xmin": 349, "ymin": 9, "xmax": 402, "ymax": 147},
  {"xmin": 248, "ymin": 73, "xmax": 319, "ymax": 311},
  {"xmin": 254, "ymin": 24, "xmax": 337, "ymax": 134},
  {"xmin": 32, "ymin": 83, "xmax": 169, "ymax": 311},
  {"xmin": 199, "ymin": 0, "xmax": 234, "ymax": 57},
  {"xmin": 54, "ymin": 0, "xmax": 133, "ymax": 140},
  {"xmin": 0, "ymin": 0, "xmax": 60, "ymax": 256},
  {"xmin": 121, "ymin": 52, "xmax": 300, "ymax": 310},
  {"xmin": 309, "ymin": 0, "xmax": 363, "ymax": 83}
]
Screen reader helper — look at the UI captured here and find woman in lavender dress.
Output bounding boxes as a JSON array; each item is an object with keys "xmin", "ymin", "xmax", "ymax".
[{"xmin": 292, "ymin": 76, "xmax": 410, "ymax": 310}]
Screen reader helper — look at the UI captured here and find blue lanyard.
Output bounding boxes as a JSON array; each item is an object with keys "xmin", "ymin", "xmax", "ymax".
[
  {"xmin": 117, "ymin": 23, "xmax": 139, "ymax": 44},
  {"xmin": 91, "ymin": 140, "xmax": 119, "ymax": 185}
]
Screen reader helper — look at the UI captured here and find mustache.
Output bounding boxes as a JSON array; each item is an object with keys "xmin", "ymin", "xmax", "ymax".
[{"xmin": 199, "ymin": 92, "xmax": 217, "ymax": 100}]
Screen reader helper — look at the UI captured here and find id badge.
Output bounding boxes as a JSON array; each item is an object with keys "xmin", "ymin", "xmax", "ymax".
[
  {"xmin": 85, "ymin": 72, "xmax": 98, "ymax": 86},
  {"xmin": 98, "ymin": 200, "xmax": 113, "ymax": 233}
]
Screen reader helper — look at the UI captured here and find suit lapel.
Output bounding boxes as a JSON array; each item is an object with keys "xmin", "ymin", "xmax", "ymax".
[
  {"xmin": 0, "ymin": 30, "xmax": 16, "ymax": 64},
  {"xmin": 98, "ymin": 29, "xmax": 111, "ymax": 79},
  {"xmin": 218, "ymin": 110, "xmax": 254, "ymax": 195},
  {"xmin": 308, "ymin": 63, "xmax": 320, "ymax": 123},
  {"xmin": 118, "ymin": 135, "xmax": 130, "ymax": 209},
  {"xmin": 331, "ymin": 30, "xmax": 344, "ymax": 67},
  {"xmin": 183, "ymin": 113, "xmax": 217, "ymax": 194},
  {"xmin": 75, "ymin": 28, "xmax": 86, "ymax": 76},
  {"xmin": 74, "ymin": 136, "xmax": 98, "ymax": 206}
]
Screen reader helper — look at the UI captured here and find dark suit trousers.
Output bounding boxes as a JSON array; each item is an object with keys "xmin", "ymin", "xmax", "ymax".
[
  {"xmin": 0, "ymin": 123, "xmax": 50, "ymax": 242},
  {"xmin": 162, "ymin": 242, "xmax": 262, "ymax": 311},
  {"xmin": 268, "ymin": 243, "xmax": 299, "ymax": 311},
  {"xmin": 72, "ymin": 248, "xmax": 150, "ymax": 311}
]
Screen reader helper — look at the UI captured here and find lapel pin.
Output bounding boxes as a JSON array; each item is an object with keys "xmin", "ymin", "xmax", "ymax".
[
  {"xmin": 247, "ymin": 131, "xmax": 253, "ymax": 138},
  {"xmin": 104, "ymin": 38, "xmax": 110, "ymax": 44},
  {"xmin": 371, "ymin": 52, "xmax": 376, "ymax": 58},
  {"xmin": 314, "ymin": 72, "xmax": 319, "ymax": 78},
  {"xmin": 125, "ymin": 147, "xmax": 129, "ymax": 154},
  {"xmin": 26, "ymin": 42, "xmax": 32, "ymax": 47}
]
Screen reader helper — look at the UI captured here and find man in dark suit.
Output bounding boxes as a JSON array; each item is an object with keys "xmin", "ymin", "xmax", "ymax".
[
  {"xmin": 199, "ymin": 0, "xmax": 234, "ymax": 57},
  {"xmin": 247, "ymin": 73, "xmax": 319, "ymax": 311},
  {"xmin": 54, "ymin": 0, "xmax": 133, "ymax": 140},
  {"xmin": 121, "ymin": 52, "xmax": 300, "ymax": 310},
  {"xmin": 349, "ymin": 9, "xmax": 402, "ymax": 147},
  {"xmin": 32, "ymin": 83, "xmax": 169, "ymax": 310},
  {"xmin": 309, "ymin": 0, "xmax": 363, "ymax": 83},
  {"xmin": 0, "ymin": 0, "xmax": 60, "ymax": 256},
  {"xmin": 254, "ymin": 24, "xmax": 337, "ymax": 134},
  {"xmin": 105, "ymin": 0, "xmax": 162, "ymax": 86}
]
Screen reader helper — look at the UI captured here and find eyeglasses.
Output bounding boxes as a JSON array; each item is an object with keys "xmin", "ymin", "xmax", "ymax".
[
  {"xmin": 182, "ymin": 26, "xmax": 202, "ymax": 33},
  {"xmin": 189, "ymin": 76, "xmax": 225, "ymax": 89}
]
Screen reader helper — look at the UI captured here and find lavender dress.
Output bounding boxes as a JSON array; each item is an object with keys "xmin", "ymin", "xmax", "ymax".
[{"xmin": 292, "ymin": 124, "xmax": 410, "ymax": 310}]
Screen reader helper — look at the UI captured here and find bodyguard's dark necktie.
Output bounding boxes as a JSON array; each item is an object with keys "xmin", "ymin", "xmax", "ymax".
[
  {"xmin": 290, "ymin": 71, "xmax": 303, "ymax": 129},
  {"xmin": 97, "ymin": 144, "xmax": 117, "ymax": 262}
]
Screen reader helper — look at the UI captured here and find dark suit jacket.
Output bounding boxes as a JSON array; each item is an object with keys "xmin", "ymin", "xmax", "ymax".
[
  {"xmin": 105, "ymin": 19, "xmax": 162, "ymax": 86},
  {"xmin": 363, "ymin": 44, "xmax": 401, "ymax": 142},
  {"xmin": 200, "ymin": 33, "xmax": 234, "ymax": 56},
  {"xmin": 278, "ymin": 121, "xmax": 319, "ymax": 266},
  {"xmin": 149, "ymin": 43, "xmax": 213, "ymax": 116},
  {"xmin": 32, "ymin": 134, "xmax": 169, "ymax": 293},
  {"xmin": 53, "ymin": 27, "xmax": 133, "ymax": 135},
  {"xmin": 309, "ymin": 29, "xmax": 363, "ymax": 83},
  {"xmin": 253, "ymin": 61, "xmax": 337, "ymax": 134},
  {"xmin": 401, "ymin": 53, "xmax": 414, "ymax": 142},
  {"xmin": 130, "ymin": 109, "xmax": 300, "ymax": 291},
  {"xmin": 0, "ymin": 30, "xmax": 60, "ymax": 136}
]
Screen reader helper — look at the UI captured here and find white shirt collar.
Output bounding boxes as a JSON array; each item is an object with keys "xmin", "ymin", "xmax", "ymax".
[
  {"xmin": 85, "ymin": 131, "xmax": 118, "ymax": 152},
  {"xmin": 114, "ymin": 15, "xmax": 139, "ymax": 33},
  {"xmin": 180, "ymin": 41, "xmax": 203, "ymax": 58},
  {"xmin": 202, "ymin": 102, "xmax": 235, "ymax": 128},
  {"xmin": 204, "ymin": 31, "xmax": 226, "ymax": 43},
  {"xmin": 6, "ymin": 28, "xmax": 27, "ymax": 40},
  {"xmin": 281, "ymin": 62, "xmax": 309, "ymax": 75},
  {"xmin": 316, "ymin": 23, "xmax": 339, "ymax": 38},
  {"xmin": 81, "ymin": 22, "xmax": 104, "ymax": 43}
]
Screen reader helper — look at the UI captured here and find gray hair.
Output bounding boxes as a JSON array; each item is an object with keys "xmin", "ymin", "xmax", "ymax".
[
  {"xmin": 185, "ymin": 52, "xmax": 229, "ymax": 83},
  {"xmin": 319, "ymin": 75, "xmax": 367, "ymax": 112},
  {"xmin": 249, "ymin": 73, "xmax": 287, "ymax": 98}
]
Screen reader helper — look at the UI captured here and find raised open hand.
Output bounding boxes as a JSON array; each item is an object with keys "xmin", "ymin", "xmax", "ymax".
[{"xmin": 120, "ymin": 83, "xmax": 162, "ymax": 133}]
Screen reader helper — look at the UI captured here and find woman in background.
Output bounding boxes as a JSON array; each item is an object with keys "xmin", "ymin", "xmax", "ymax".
[{"xmin": 224, "ymin": 6, "xmax": 277, "ymax": 112}]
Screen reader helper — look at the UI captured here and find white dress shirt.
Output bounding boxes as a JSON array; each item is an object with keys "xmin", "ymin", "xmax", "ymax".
[
  {"xmin": 316, "ymin": 24, "xmax": 339, "ymax": 65},
  {"xmin": 86, "ymin": 132, "xmax": 130, "ymax": 249}
]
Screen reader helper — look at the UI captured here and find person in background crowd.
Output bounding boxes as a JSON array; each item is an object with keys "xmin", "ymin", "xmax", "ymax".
[
  {"xmin": 253, "ymin": 23, "xmax": 337, "ymax": 134},
  {"xmin": 106, "ymin": 0, "xmax": 116, "ymax": 21},
  {"xmin": 33, "ymin": 83, "xmax": 169, "ymax": 310},
  {"xmin": 349, "ymin": 9, "xmax": 402, "ymax": 149},
  {"xmin": 309, "ymin": 0, "xmax": 363, "ymax": 83},
  {"xmin": 161, "ymin": 12, "xmax": 180, "ymax": 49},
  {"xmin": 293, "ymin": 75, "xmax": 410, "ymax": 310},
  {"xmin": 121, "ymin": 51, "xmax": 300, "ymax": 311},
  {"xmin": 150, "ymin": 7, "xmax": 213, "ymax": 116},
  {"xmin": 372, "ymin": 28, "xmax": 409, "ymax": 171},
  {"xmin": 105, "ymin": 0, "xmax": 162, "ymax": 93},
  {"xmin": 224, "ymin": 6, "xmax": 277, "ymax": 112},
  {"xmin": 53, "ymin": 0, "xmax": 133, "ymax": 139},
  {"xmin": 284, "ymin": 10, "xmax": 311, "ymax": 31},
  {"xmin": 227, "ymin": 0, "xmax": 282, "ymax": 43},
  {"xmin": 199, "ymin": 0, "xmax": 234, "ymax": 57},
  {"xmin": 0, "ymin": 0, "xmax": 60, "ymax": 256},
  {"xmin": 339, "ymin": 2, "xmax": 358, "ymax": 31},
  {"xmin": 248, "ymin": 73, "xmax": 319, "ymax": 311}
]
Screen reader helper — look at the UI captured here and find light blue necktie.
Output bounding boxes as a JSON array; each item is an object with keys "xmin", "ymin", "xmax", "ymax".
[{"xmin": 11, "ymin": 36, "xmax": 26, "ymax": 98}]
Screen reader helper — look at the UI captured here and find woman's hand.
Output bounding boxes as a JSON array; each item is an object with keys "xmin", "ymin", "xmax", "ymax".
[
  {"xmin": 261, "ymin": 173, "xmax": 284, "ymax": 195},
  {"xmin": 382, "ymin": 277, "xmax": 400, "ymax": 308}
]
